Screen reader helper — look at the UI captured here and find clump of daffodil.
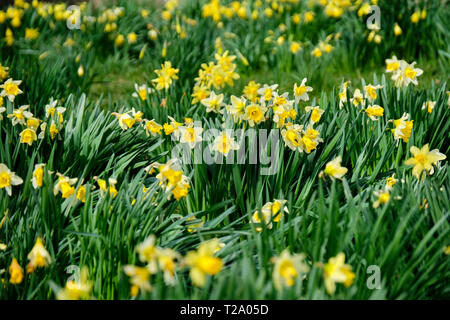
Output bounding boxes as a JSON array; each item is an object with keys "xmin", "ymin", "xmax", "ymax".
[
  {"xmin": 281, "ymin": 124, "xmax": 303, "ymax": 153},
  {"xmin": 404, "ymin": 144, "xmax": 446, "ymax": 180},
  {"xmin": 391, "ymin": 113, "xmax": 413, "ymax": 144},
  {"xmin": 9, "ymin": 257, "xmax": 24, "ymax": 285},
  {"xmin": 53, "ymin": 173, "xmax": 78, "ymax": 199},
  {"xmin": 154, "ymin": 159, "xmax": 191, "ymax": 200},
  {"xmin": 273, "ymin": 102, "xmax": 297, "ymax": 128},
  {"xmin": 184, "ymin": 238, "xmax": 224, "ymax": 287},
  {"xmin": 0, "ymin": 163, "xmax": 23, "ymax": 196},
  {"xmin": 320, "ymin": 156, "xmax": 348, "ymax": 180},
  {"xmin": 251, "ymin": 199, "xmax": 289, "ymax": 232},
  {"xmin": 152, "ymin": 61, "xmax": 179, "ymax": 91},
  {"xmin": 320, "ymin": 252, "xmax": 355, "ymax": 295},
  {"xmin": 26, "ymin": 237, "xmax": 52, "ymax": 273},
  {"xmin": 211, "ymin": 131, "xmax": 240, "ymax": 156},
  {"xmin": 57, "ymin": 266, "xmax": 93, "ymax": 300},
  {"xmin": 386, "ymin": 57, "xmax": 423, "ymax": 87},
  {"xmin": 0, "ymin": 78, "xmax": 23, "ymax": 102},
  {"xmin": 95, "ymin": 177, "xmax": 119, "ymax": 199},
  {"xmin": 271, "ymin": 250, "xmax": 309, "ymax": 291}
]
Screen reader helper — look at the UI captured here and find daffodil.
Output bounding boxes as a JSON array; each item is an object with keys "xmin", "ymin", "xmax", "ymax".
[
  {"xmin": 244, "ymin": 103, "xmax": 267, "ymax": 127},
  {"xmin": 185, "ymin": 239, "xmax": 224, "ymax": 287},
  {"xmin": 179, "ymin": 125, "xmax": 203, "ymax": 149},
  {"xmin": 257, "ymin": 84, "xmax": 278, "ymax": 104},
  {"xmin": 0, "ymin": 163, "xmax": 23, "ymax": 196},
  {"xmin": 9, "ymin": 258, "xmax": 24, "ymax": 284},
  {"xmin": 305, "ymin": 106, "xmax": 324, "ymax": 123},
  {"xmin": 31, "ymin": 163, "xmax": 45, "ymax": 189},
  {"xmin": 57, "ymin": 266, "xmax": 93, "ymax": 300},
  {"xmin": 144, "ymin": 119, "xmax": 163, "ymax": 136},
  {"xmin": 364, "ymin": 84, "xmax": 383, "ymax": 101},
  {"xmin": 322, "ymin": 253, "xmax": 355, "ymax": 295},
  {"xmin": 152, "ymin": 61, "xmax": 179, "ymax": 90},
  {"xmin": 157, "ymin": 248, "xmax": 181, "ymax": 285},
  {"xmin": 281, "ymin": 124, "xmax": 303, "ymax": 152},
  {"xmin": 301, "ymin": 126, "xmax": 323, "ymax": 154},
  {"xmin": 385, "ymin": 56, "xmax": 400, "ymax": 74},
  {"xmin": 350, "ymin": 89, "xmax": 364, "ymax": 107},
  {"xmin": 242, "ymin": 81, "xmax": 261, "ymax": 102},
  {"xmin": 405, "ymin": 144, "xmax": 446, "ymax": 180},
  {"xmin": 132, "ymin": 83, "xmax": 154, "ymax": 101},
  {"xmin": 7, "ymin": 105, "xmax": 32, "ymax": 126},
  {"xmin": 422, "ymin": 101, "xmax": 436, "ymax": 114},
  {"xmin": 127, "ymin": 32, "xmax": 137, "ymax": 44},
  {"xmin": 201, "ymin": 91, "xmax": 225, "ymax": 113},
  {"xmin": 226, "ymin": 95, "xmax": 246, "ymax": 121},
  {"xmin": 392, "ymin": 60, "xmax": 423, "ymax": 87},
  {"xmin": 373, "ymin": 190, "xmax": 390, "ymax": 208},
  {"xmin": 252, "ymin": 200, "xmax": 289, "ymax": 232},
  {"xmin": 365, "ymin": 105, "xmax": 384, "ymax": 121},
  {"xmin": 76, "ymin": 185, "xmax": 87, "ymax": 203},
  {"xmin": 96, "ymin": 178, "xmax": 118, "ymax": 198},
  {"xmin": 53, "ymin": 173, "xmax": 78, "ymax": 199},
  {"xmin": 112, "ymin": 111, "xmax": 136, "ymax": 130},
  {"xmin": 293, "ymin": 78, "xmax": 313, "ymax": 103},
  {"xmin": 385, "ymin": 174, "xmax": 398, "ymax": 190},
  {"xmin": 212, "ymin": 131, "xmax": 240, "ymax": 156},
  {"xmin": 26, "ymin": 237, "xmax": 52, "ymax": 273},
  {"xmin": 272, "ymin": 250, "xmax": 309, "ymax": 290},
  {"xmin": 391, "ymin": 113, "xmax": 413, "ymax": 143},
  {"xmin": 19, "ymin": 128, "xmax": 37, "ymax": 146},
  {"xmin": 123, "ymin": 265, "xmax": 152, "ymax": 294},
  {"xmin": 0, "ymin": 64, "xmax": 9, "ymax": 81},
  {"xmin": 322, "ymin": 156, "xmax": 348, "ymax": 180}
]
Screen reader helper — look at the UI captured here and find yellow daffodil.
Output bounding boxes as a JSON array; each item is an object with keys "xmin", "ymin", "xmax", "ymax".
[
  {"xmin": 365, "ymin": 105, "xmax": 384, "ymax": 121},
  {"xmin": 57, "ymin": 266, "xmax": 93, "ymax": 300},
  {"xmin": 53, "ymin": 173, "xmax": 78, "ymax": 199},
  {"xmin": 31, "ymin": 163, "xmax": 45, "ymax": 189},
  {"xmin": 212, "ymin": 131, "xmax": 240, "ymax": 156},
  {"xmin": 9, "ymin": 258, "xmax": 24, "ymax": 285},
  {"xmin": 19, "ymin": 128, "xmax": 38, "ymax": 146},
  {"xmin": 26, "ymin": 237, "xmax": 52, "ymax": 273},
  {"xmin": 322, "ymin": 156, "xmax": 348, "ymax": 180},
  {"xmin": 201, "ymin": 91, "xmax": 225, "ymax": 113},
  {"xmin": 322, "ymin": 253, "xmax": 355, "ymax": 295},
  {"xmin": 185, "ymin": 239, "xmax": 224, "ymax": 287},
  {"xmin": 405, "ymin": 144, "xmax": 446, "ymax": 180},
  {"xmin": 0, "ymin": 78, "xmax": 23, "ymax": 102},
  {"xmin": 272, "ymin": 250, "xmax": 309, "ymax": 290},
  {"xmin": 0, "ymin": 163, "xmax": 23, "ymax": 196},
  {"xmin": 293, "ymin": 78, "xmax": 313, "ymax": 103},
  {"xmin": 422, "ymin": 101, "xmax": 436, "ymax": 114},
  {"xmin": 391, "ymin": 113, "xmax": 413, "ymax": 143}
]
